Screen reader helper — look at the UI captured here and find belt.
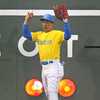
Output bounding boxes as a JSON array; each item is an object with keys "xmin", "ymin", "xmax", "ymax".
[{"xmin": 41, "ymin": 61, "xmax": 53, "ymax": 65}]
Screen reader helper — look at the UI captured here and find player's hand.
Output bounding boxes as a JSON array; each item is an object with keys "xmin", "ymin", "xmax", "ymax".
[{"xmin": 24, "ymin": 12, "xmax": 33, "ymax": 24}]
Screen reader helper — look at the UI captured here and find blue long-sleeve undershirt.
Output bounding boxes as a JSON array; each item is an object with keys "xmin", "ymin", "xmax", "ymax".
[
  {"xmin": 22, "ymin": 24, "xmax": 32, "ymax": 40},
  {"xmin": 64, "ymin": 22, "xmax": 72, "ymax": 40}
]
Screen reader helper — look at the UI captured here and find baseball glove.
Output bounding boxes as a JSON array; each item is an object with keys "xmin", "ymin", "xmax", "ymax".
[{"xmin": 53, "ymin": 4, "xmax": 69, "ymax": 21}]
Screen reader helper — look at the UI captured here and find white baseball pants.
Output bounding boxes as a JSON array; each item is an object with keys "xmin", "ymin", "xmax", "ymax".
[{"xmin": 41, "ymin": 60, "xmax": 64, "ymax": 100}]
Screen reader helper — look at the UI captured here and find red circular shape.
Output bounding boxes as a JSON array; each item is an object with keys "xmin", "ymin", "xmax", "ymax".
[
  {"xmin": 58, "ymin": 79, "xmax": 77, "ymax": 97},
  {"xmin": 25, "ymin": 79, "xmax": 43, "ymax": 96}
]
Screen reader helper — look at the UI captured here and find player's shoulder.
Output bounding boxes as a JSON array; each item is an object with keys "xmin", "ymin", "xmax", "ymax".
[
  {"xmin": 52, "ymin": 30, "xmax": 64, "ymax": 36},
  {"xmin": 32, "ymin": 31, "xmax": 43, "ymax": 34},
  {"xmin": 52, "ymin": 30, "xmax": 63, "ymax": 33}
]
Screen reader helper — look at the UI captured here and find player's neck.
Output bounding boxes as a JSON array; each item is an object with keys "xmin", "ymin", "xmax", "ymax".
[
  {"xmin": 43, "ymin": 27, "xmax": 54, "ymax": 32},
  {"xmin": 43, "ymin": 29, "xmax": 53, "ymax": 33}
]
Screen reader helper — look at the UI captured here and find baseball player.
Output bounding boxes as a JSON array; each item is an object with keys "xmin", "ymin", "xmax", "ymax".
[{"xmin": 22, "ymin": 4, "xmax": 72, "ymax": 100}]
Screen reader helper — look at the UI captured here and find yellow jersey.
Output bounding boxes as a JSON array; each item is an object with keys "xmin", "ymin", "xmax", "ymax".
[{"xmin": 31, "ymin": 30, "xmax": 64, "ymax": 61}]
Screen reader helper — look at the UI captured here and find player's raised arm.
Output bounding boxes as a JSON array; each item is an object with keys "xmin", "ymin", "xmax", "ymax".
[
  {"xmin": 53, "ymin": 4, "xmax": 72, "ymax": 40},
  {"xmin": 63, "ymin": 19, "xmax": 72, "ymax": 40},
  {"xmin": 22, "ymin": 12, "xmax": 33, "ymax": 40}
]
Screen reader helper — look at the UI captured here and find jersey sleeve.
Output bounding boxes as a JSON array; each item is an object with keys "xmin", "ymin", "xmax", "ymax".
[
  {"xmin": 60, "ymin": 31, "xmax": 64, "ymax": 42},
  {"xmin": 57, "ymin": 31, "xmax": 64, "ymax": 43},
  {"xmin": 31, "ymin": 31, "xmax": 41, "ymax": 41}
]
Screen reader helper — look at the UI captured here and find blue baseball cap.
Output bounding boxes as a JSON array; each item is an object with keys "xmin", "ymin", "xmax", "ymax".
[{"xmin": 40, "ymin": 14, "xmax": 55, "ymax": 23}]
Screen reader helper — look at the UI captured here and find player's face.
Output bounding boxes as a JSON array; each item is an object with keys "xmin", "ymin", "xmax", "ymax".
[{"xmin": 41, "ymin": 21, "xmax": 54, "ymax": 32}]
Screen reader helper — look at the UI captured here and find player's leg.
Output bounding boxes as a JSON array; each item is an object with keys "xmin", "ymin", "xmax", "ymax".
[
  {"xmin": 46, "ymin": 62, "xmax": 60, "ymax": 100},
  {"xmin": 47, "ymin": 75, "xmax": 59, "ymax": 100},
  {"xmin": 41, "ymin": 67, "xmax": 48, "ymax": 97},
  {"xmin": 46, "ymin": 61, "xmax": 64, "ymax": 100},
  {"xmin": 58, "ymin": 62, "xmax": 64, "ymax": 80}
]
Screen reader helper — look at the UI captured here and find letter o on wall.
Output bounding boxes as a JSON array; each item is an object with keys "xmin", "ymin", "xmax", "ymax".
[{"xmin": 18, "ymin": 36, "xmax": 38, "ymax": 57}]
